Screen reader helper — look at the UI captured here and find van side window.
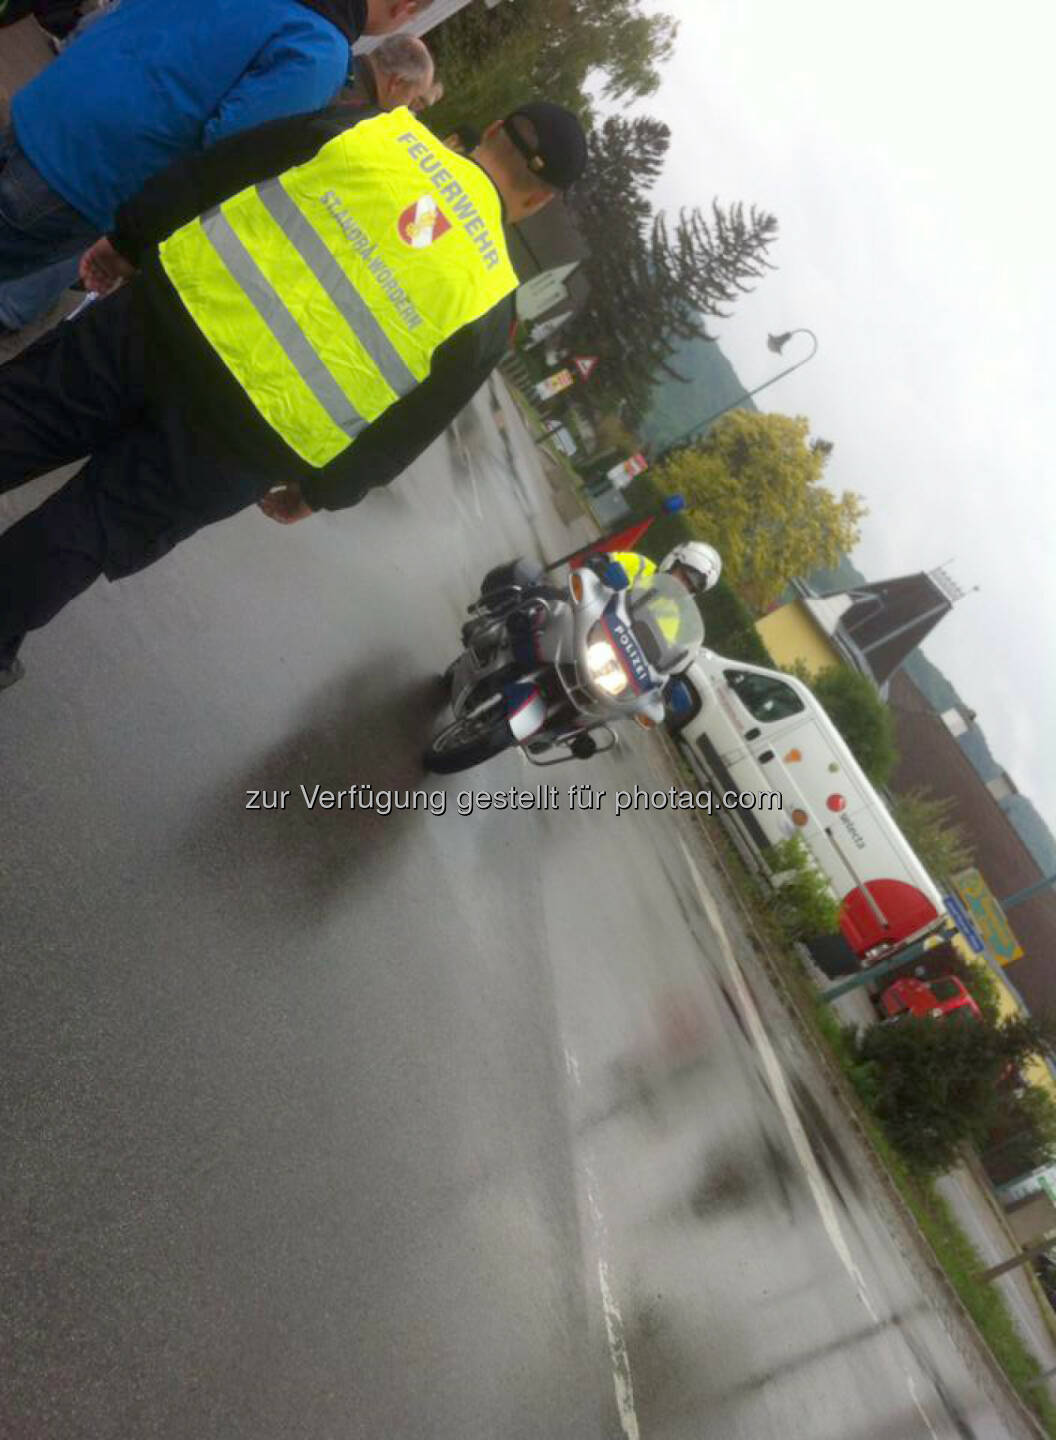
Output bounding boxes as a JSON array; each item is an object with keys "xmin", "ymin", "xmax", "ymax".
[{"xmin": 724, "ymin": 669, "xmax": 805, "ymax": 724}]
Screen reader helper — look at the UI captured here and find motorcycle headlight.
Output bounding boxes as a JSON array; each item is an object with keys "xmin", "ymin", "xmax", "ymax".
[{"xmin": 587, "ymin": 640, "xmax": 629, "ymax": 697}]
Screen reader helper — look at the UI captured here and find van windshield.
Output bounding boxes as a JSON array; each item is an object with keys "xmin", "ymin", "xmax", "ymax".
[{"xmin": 724, "ymin": 669, "xmax": 805, "ymax": 724}]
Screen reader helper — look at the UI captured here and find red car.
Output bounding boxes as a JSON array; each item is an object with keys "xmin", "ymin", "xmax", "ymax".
[{"xmin": 879, "ymin": 975, "xmax": 982, "ymax": 1022}]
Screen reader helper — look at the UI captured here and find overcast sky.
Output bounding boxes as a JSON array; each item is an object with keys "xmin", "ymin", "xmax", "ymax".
[{"xmin": 619, "ymin": 0, "xmax": 1056, "ymax": 824}]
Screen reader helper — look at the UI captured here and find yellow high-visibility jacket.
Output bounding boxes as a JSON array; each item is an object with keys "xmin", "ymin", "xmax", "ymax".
[
  {"xmin": 607, "ymin": 551, "xmax": 657, "ymax": 587},
  {"xmin": 159, "ymin": 108, "xmax": 519, "ymax": 468}
]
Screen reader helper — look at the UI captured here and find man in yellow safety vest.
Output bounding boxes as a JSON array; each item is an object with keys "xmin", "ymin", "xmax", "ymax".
[
  {"xmin": 600, "ymin": 543, "xmax": 722, "ymax": 598},
  {"xmin": 0, "ymin": 100, "xmax": 587, "ymax": 691}
]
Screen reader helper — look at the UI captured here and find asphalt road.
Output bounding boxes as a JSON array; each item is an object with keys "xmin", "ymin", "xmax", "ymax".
[{"xmin": 0, "ymin": 381, "xmax": 1039, "ymax": 1439}]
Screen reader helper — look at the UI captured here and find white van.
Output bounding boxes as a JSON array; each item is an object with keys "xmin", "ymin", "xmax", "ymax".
[{"xmin": 671, "ymin": 651, "xmax": 945, "ymax": 956}]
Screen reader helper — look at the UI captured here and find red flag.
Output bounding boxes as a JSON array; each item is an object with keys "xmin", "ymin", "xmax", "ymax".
[{"xmin": 567, "ymin": 517, "xmax": 656, "ymax": 568}]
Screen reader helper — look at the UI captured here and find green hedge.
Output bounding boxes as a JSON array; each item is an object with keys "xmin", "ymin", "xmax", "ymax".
[
  {"xmin": 766, "ymin": 837, "xmax": 840, "ymax": 939},
  {"xmin": 700, "ymin": 583, "xmax": 776, "ymax": 667}
]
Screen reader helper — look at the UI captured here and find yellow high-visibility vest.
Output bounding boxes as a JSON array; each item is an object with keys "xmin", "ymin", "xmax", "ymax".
[
  {"xmin": 608, "ymin": 551, "xmax": 657, "ymax": 586},
  {"xmin": 159, "ymin": 108, "xmax": 519, "ymax": 467}
]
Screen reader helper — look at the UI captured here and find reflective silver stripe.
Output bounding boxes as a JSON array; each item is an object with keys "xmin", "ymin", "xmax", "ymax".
[
  {"xmin": 255, "ymin": 177, "xmax": 418, "ymax": 399},
  {"xmin": 200, "ymin": 206, "xmax": 366, "ymax": 443}
]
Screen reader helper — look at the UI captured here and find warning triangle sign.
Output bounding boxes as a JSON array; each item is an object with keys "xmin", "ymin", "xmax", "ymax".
[{"xmin": 573, "ymin": 355, "xmax": 598, "ymax": 381}]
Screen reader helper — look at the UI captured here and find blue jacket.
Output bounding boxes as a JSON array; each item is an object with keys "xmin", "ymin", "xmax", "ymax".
[{"xmin": 12, "ymin": 0, "xmax": 353, "ymax": 231}]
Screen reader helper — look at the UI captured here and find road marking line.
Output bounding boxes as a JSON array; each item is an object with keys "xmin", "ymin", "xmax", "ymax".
[
  {"xmin": 450, "ymin": 417, "xmax": 485, "ymax": 520},
  {"xmin": 464, "ymin": 451, "xmax": 484, "ymax": 519},
  {"xmin": 581, "ymin": 1151, "xmax": 641, "ymax": 1440},
  {"xmin": 597, "ymin": 1254, "xmax": 641, "ymax": 1440},
  {"xmin": 679, "ymin": 839, "xmax": 880, "ymax": 1324},
  {"xmin": 907, "ymin": 1374, "xmax": 941, "ymax": 1438}
]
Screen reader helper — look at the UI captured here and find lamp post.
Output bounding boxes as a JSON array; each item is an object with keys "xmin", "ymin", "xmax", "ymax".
[{"xmin": 656, "ymin": 328, "xmax": 820, "ymax": 459}]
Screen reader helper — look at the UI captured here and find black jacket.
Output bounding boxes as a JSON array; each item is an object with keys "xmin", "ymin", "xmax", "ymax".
[{"xmin": 112, "ymin": 106, "xmax": 515, "ymax": 511}]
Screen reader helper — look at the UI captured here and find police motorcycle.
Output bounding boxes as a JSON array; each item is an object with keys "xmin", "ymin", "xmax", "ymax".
[{"xmin": 424, "ymin": 559, "xmax": 705, "ymax": 774}]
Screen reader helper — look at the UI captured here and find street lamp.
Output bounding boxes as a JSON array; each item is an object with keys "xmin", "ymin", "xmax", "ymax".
[{"xmin": 656, "ymin": 327, "xmax": 820, "ymax": 458}]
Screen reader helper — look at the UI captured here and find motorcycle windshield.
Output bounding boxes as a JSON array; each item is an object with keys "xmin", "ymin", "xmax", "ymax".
[{"xmin": 624, "ymin": 572, "xmax": 705, "ymax": 673}]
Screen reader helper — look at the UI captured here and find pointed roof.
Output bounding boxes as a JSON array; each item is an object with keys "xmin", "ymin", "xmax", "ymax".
[{"xmin": 792, "ymin": 570, "xmax": 960, "ymax": 693}]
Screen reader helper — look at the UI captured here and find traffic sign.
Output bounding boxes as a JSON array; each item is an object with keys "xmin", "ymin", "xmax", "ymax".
[
  {"xmin": 943, "ymin": 892, "xmax": 986, "ymax": 953},
  {"xmin": 606, "ymin": 452, "xmax": 649, "ymax": 489},
  {"xmin": 573, "ymin": 355, "xmax": 598, "ymax": 381},
  {"xmin": 535, "ymin": 368, "xmax": 574, "ymax": 401}
]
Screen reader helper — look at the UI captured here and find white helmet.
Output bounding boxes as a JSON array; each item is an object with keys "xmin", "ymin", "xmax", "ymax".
[{"xmin": 660, "ymin": 541, "xmax": 722, "ymax": 594}]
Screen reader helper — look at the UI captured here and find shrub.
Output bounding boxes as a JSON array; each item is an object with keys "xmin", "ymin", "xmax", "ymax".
[
  {"xmin": 853, "ymin": 1012, "xmax": 1055, "ymax": 1178},
  {"xmin": 766, "ymin": 837, "xmax": 840, "ymax": 941},
  {"xmin": 807, "ymin": 665, "xmax": 898, "ymax": 787},
  {"xmin": 700, "ymin": 581, "xmax": 776, "ymax": 666}
]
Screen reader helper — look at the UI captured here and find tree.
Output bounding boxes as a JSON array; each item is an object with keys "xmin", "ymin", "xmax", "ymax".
[
  {"xmin": 427, "ymin": 0, "xmax": 678, "ymax": 135},
  {"xmin": 651, "ymin": 410, "xmax": 866, "ymax": 612},
  {"xmin": 808, "ymin": 665, "xmax": 898, "ymax": 787},
  {"xmin": 890, "ymin": 788, "xmax": 975, "ymax": 886},
  {"xmin": 426, "ymin": 17, "xmax": 775, "ymax": 420},
  {"xmin": 533, "ymin": 2, "xmax": 678, "ymax": 106},
  {"xmin": 854, "ymin": 1013, "xmax": 1056, "ymax": 1177},
  {"xmin": 981, "ymin": 1084, "xmax": 1056, "ymax": 1185},
  {"xmin": 648, "ymin": 203, "xmax": 779, "ymax": 344},
  {"xmin": 591, "ymin": 410, "xmax": 639, "ymax": 457},
  {"xmin": 566, "ymin": 179, "xmax": 780, "ymax": 415}
]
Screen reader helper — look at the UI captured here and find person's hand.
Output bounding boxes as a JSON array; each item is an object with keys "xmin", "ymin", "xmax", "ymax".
[
  {"xmin": 258, "ymin": 482, "xmax": 314, "ymax": 525},
  {"xmin": 79, "ymin": 237, "xmax": 135, "ymax": 295}
]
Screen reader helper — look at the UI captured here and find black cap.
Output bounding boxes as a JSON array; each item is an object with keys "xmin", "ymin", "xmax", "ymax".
[{"xmin": 503, "ymin": 102, "xmax": 587, "ymax": 190}]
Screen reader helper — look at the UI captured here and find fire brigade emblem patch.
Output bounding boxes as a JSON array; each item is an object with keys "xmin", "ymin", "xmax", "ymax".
[{"xmin": 397, "ymin": 195, "xmax": 452, "ymax": 248}]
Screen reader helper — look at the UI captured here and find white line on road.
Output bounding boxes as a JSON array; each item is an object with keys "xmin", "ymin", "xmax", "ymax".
[
  {"xmin": 678, "ymin": 839, "xmax": 881, "ymax": 1325},
  {"xmin": 907, "ymin": 1374, "xmax": 941, "ymax": 1438},
  {"xmin": 580, "ymin": 1149, "xmax": 642, "ymax": 1440},
  {"xmin": 449, "ymin": 416, "xmax": 485, "ymax": 519}
]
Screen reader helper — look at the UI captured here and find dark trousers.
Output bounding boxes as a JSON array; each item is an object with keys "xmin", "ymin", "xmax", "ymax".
[
  {"xmin": 0, "ymin": 284, "xmax": 272, "ymax": 668},
  {"xmin": 0, "ymin": 126, "xmax": 98, "ymax": 286}
]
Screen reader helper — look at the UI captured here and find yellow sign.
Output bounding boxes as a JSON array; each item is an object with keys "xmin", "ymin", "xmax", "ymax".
[
  {"xmin": 953, "ymin": 867, "xmax": 1024, "ymax": 965},
  {"xmin": 535, "ymin": 368, "xmax": 574, "ymax": 401}
]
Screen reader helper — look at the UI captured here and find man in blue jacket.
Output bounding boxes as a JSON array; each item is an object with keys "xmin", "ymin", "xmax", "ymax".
[{"xmin": 0, "ymin": 0, "xmax": 432, "ymax": 309}]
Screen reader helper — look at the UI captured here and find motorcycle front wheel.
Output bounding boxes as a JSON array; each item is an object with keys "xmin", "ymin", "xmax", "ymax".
[{"xmin": 423, "ymin": 706, "xmax": 514, "ymax": 774}]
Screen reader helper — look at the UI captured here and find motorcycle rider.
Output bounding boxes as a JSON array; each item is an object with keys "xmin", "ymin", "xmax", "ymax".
[
  {"xmin": 586, "ymin": 543, "xmax": 720, "ymax": 717},
  {"xmin": 589, "ymin": 540, "xmax": 722, "ymax": 624},
  {"xmin": 483, "ymin": 539, "xmax": 722, "ymax": 615},
  {"xmin": 480, "ymin": 540, "xmax": 721, "ymax": 705}
]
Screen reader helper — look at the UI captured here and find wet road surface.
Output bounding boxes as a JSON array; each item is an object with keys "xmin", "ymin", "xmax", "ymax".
[{"xmin": 0, "ymin": 383, "xmax": 1037, "ymax": 1438}]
